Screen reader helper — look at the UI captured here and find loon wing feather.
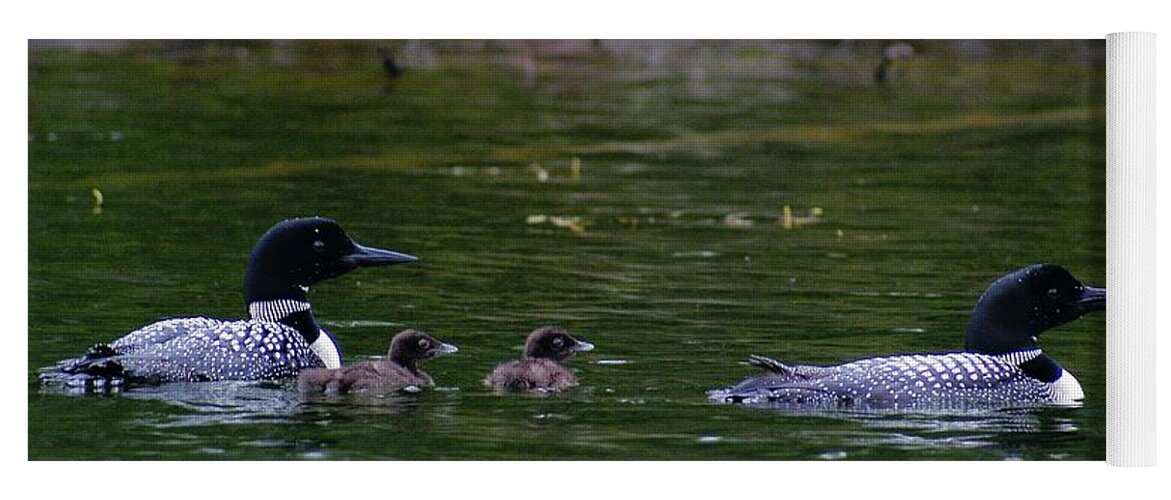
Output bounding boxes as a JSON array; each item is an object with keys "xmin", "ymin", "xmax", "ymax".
[
  {"xmin": 747, "ymin": 354, "xmax": 792, "ymax": 375},
  {"xmin": 107, "ymin": 317, "xmax": 224, "ymax": 355}
]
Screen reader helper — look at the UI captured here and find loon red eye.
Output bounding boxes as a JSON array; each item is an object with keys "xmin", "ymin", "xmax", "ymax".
[{"xmin": 312, "ymin": 240, "xmax": 326, "ymax": 253}]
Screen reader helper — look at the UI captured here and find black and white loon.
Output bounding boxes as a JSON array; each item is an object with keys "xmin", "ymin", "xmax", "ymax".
[
  {"xmin": 48, "ymin": 217, "xmax": 416, "ymax": 384},
  {"xmin": 708, "ymin": 264, "xmax": 1106, "ymax": 409}
]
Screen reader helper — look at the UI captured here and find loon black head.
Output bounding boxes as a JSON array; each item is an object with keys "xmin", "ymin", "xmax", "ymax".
[
  {"xmin": 388, "ymin": 329, "xmax": 459, "ymax": 373},
  {"xmin": 964, "ymin": 264, "xmax": 1105, "ymax": 355},
  {"xmin": 243, "ymin": 217, "xmax": 417, "ymax": 304},
  {"xmin": 523, "ymin": 326, "xmax": 595, "ymax": 362}
]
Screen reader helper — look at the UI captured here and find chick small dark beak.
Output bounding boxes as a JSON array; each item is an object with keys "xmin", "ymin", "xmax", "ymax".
[
  {"xmin": 342, "ymin": 243, "xmax": 418, "ymax": 267},
  {"xmin": 435, "ymin": 342, "xmax": 460, "ymax": 356},
  {"xmin": 1077, "ymin": 286, "xmax": 1106, "ymax": 311}
]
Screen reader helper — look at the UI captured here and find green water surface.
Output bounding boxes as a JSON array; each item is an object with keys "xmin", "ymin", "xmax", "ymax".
[{"xmin": 28, "ymin": 41, "xmax": 1105, "ymax": 460}]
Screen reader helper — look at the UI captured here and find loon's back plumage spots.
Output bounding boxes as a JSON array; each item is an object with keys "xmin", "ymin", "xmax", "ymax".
[
  {"xmin": 710, "ymin": 265, "xmax": 1104, "ymax": 409},
  {"xmin": 44, "ymin": 217, "xmax": 417, "ymax": 386},
  {"xmin": 58, "ymin": 318, "xmax": 323, "ymax": 383}
]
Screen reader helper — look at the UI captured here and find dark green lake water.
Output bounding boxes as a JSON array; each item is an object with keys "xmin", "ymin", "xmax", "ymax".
[{"xmin": 28, "ymin": 41, "xmax": 1105, "ymax": 460}]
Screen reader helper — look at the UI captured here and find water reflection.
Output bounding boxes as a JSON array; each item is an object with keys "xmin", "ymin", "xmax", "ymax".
[
  {"xmin": 40, "ymin": 379, "xmax": 458, "ymax": 428},
  {"xmin": 732, "ymin": 404, "xmax": 1082, "ymax": 455}
]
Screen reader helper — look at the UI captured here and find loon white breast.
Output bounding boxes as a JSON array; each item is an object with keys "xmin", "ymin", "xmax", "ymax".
[
  {"xmin": 46, "ymin": 217, "xmax": 417, "ymax": 384},
  {"xmin": 709, "ymin": 264, "xmax": 1105, "ymax": 409}
]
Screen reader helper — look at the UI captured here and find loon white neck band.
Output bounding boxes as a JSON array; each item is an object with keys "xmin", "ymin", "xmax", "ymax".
[
  {"xmin": 248, "ymin": 300, "xmax": 342, "ymax": 369},
  {"xmin": 248, "ymin": 299, "xmax": 312, "ymax": 322},
  {"xmin": 310, "ymin": 332, "xmax": 342, "ymax": 369},
  {"xmin": 993, "ymin": 348, "xmax": 1043, "ymax": 366}
]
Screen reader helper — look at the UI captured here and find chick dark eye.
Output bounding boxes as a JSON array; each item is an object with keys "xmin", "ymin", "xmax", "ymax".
[
  {"xmin": 418, "ymin": 339, "xmax": 431, "ymax": 350},
  {"xmin": 312, "ymin": 240, "xmax": 326, "ymax": 253}
]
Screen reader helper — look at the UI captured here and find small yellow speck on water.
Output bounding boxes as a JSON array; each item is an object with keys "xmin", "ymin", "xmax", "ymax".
[
  {"xmin": 90, "ymin": 188, "xmax": 104, "ymax": 215},
  {"xmin": 811, "ymin": 207, "xmax": 824, "ymax": 217},
  {"xmin": 836, "ymin": 229, "xmax": 845, "ymax": 238},
  {"xmin": 781, "ymin": 205, "xmax": 793, "ymax": 229},
  {"xmin": 570, "ymin": 157, "xmax": 582, "ymax": 180}
]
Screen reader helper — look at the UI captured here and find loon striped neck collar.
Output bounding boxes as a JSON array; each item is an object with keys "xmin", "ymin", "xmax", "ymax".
[
  {"xmin": 248, "ymin": 299, "xmax": 312, "ymax": 322},
  {"xmin": 992, "ymin": 348, "xmax": 1043, "ymax": 366}
]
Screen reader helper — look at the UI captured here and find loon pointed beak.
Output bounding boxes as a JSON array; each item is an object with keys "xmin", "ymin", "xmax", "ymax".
[
  {"xmin": 1077, "ymin": 286, "xmax": 1106, "ymax": 311},
  {"xmin": 343, "ymin": 243, "xmax": 418, "ymax": 267},
  {"xmin": 571, "ymin": 340, "xmax": 595, "ymax": 353}
]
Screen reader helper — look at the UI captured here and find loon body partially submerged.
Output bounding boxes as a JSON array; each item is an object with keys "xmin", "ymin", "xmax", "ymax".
[
  {"xmin": 46, "ymin": 217, "xmax": 416, "ymax": 384},
  {"xmin": 708, "ymin": 265, "xmax": 1105, "ymax": 409},
  {"xmin": 484, "ymin": 327, "xmax": 595, "ymax": 393},
  {"xmin": 299, "ymin": 329, "xmax": 459, "ymax": 394}
]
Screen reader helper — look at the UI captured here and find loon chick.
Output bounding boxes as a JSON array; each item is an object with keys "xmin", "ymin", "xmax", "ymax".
[
  {"xmin": 708, "ymin": 264, "xmax": 1105, "ymax": 409},
  {"xmin": 298, "ymin": 329, "xmax": 458, "ymax": 393},
  {"xmin": 484, "ymin": 327, "xmax": 595, "ymax": 393},
  {"xmin": 49, "ymin": 217, "xmax": 417, "ymax": 384}
]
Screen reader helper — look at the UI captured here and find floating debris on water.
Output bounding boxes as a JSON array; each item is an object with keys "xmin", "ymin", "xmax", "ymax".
[
  {"xmin": 570, "ymin": 157, "xmax": 582, "ymax": 180},
  {"xmin": 549, "ymin": 216, "xmax": 584, "ymax": 233},
  {"xmin": 526, "ymin": 214, "xmax": 585, "ymax": 233},
  {"xmin": 893, "ymin": 327, "xmax": 926, "ymax": 333},
  {"xmin": 672, "ymin": 250, "xmax": 720, "ymax": 258},
  {"xmin": 836, "ymin": 229, "xmax": 845, "ymax": 238},
  {"xmin": 447, "ymin": 166, "xmax": 504, "ymax": 177},
  {"xmin": 697, "ymin": 435, "xmax": 722, "ymax": 444},
  {"xmin": 90, "ymin": 188, "xmax": 104, "ymax": 215},
  {"xmin": 529, "ymin": 163, "xmax": 550, "ymax": 182},
  {"xmin": 617, "ymin": 216, "xmax": 641, "ymax": 229},
  {"xmin": 818, "ymin": 450, "xmax": 848, "ymax": 460},
  {"xmin": 722, "ymin": 213, "xmax": 753, "ymax": 228},
  {"xmin": 533, "ymin": 413, "xmax": 571, "ymax": 420},
  {"xmin": 593, "ymin": 359, "xmax": 631, "ymax": 365},
  {"xmin": 782, "ymin": 205, "xmax": 824, "ymax": 229}
]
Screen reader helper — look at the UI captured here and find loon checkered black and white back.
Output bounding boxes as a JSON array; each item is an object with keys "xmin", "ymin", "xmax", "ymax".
[
  {"xmin": 46, "ymin": 217, "xmax": 417, "ymax": 384},
  {"xmin": 708, "ymin": 265, "xmax": 1106, "ymax": 409}
]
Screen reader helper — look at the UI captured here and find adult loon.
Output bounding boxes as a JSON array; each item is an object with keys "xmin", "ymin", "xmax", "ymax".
[
  {"xmin": 708, "ymin": 264, "xmax": 1105, "ymax": 409},
  {"xmin": 48, "ymin": 217, "xmax": 416, "ymax": 384}
]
